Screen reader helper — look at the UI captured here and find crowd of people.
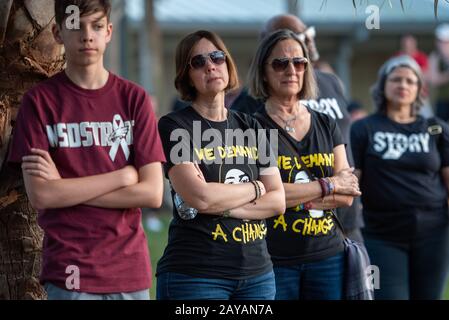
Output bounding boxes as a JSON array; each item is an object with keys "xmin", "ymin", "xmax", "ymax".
[{"xmin": 6, "ymin": 0, "xmax": 449, "ymax": 300}]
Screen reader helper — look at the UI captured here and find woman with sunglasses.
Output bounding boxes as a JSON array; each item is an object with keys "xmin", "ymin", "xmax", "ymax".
[
  {"xmin": 156, "ymin": 30, "xmax": 285, "ymax": 300},
  {"xmin": 248, "ymin": 29, "xmax": 361, "ymax": 300}
]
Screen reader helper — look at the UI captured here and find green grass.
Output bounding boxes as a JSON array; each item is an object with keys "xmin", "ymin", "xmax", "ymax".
[
  {"xmin": 144, "ymin": 212, "xmax": 449, "ymax": 300},
  {"xmin": 144, "ymin": 211, "xmax": 172, "ymax": 300},
  {"xmin": 444, "ymin": 281, "xmax": 449, "ymax": 300}
]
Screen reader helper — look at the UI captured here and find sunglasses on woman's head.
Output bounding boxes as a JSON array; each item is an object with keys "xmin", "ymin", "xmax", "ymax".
[
  {"xmin": 268, "ymin": 57, "xmax": 309, "ymax": 73},
  {"xmin": 189, "ymin": 51, "xmax": 227, "ymax": 69}
]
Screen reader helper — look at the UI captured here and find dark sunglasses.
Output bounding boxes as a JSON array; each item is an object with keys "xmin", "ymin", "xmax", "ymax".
[
  {"xmin": 189, "ymin": 50, "xmax": 227, "ymax": 69},
  {"xmin": 268, "ymin": 57, "xmax": 309, "ymax": 72}
]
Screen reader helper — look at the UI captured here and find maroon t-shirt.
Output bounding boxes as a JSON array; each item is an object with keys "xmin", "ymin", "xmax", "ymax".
[{"xmin": 7, "ymin": 71, "xmax": 166, "ymax": 293}]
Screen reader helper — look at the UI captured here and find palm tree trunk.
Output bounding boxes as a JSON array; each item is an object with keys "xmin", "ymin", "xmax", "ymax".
[
  {"xmin": 0, "ymin": 0, "xmax": 64, "ymax": 300},
  {"xmin": 145, "ymin": 0, "xmax": 165, "ymax": 114}
]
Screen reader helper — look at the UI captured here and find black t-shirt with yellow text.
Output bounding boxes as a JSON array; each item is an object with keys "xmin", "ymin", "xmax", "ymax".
[
  {"xmin": 156, "ymin": 106, "xmax": 276, "ymax": 279},
  {"xmin": 231, "ymin": 71, "xmax": 364, "ymax": 231},
  {"xmin": 255, "ymin": 106, "xmax": 345, "ymax": 265}
]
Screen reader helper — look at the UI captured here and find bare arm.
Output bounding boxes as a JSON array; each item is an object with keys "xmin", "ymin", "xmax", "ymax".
[
  {"xmin": 310, "ymin": 194, "xmax": 354, "ymax": 210},
  {"xmin": 85, "ymin": 162, "xmax": 164, "ymax": 209},
  {"xmin": 169, "ymin": 162, "xmax": 263, "ymax": 213},
  {"xmin": 285, "ymin": 145, "xmax": 360, "ymax": 208},
  {"xmin": 21, "ymin": 148, "xmax": 138, "ymax": 210},
  {"xmin": 228, "ymin": 167, "xmax": 286, "ymax": 220},
  {"xmin": 328, "ymin": 144, "xmax": 358, "ymax": 208},
  {"xmin": 23, "ymin": 167, "xmax": 137, "ymax": 210},
  {"xmin": 293, "ymin": 186, "xmax": 355, "ymax": 210},
  {"xmin": 284, "ymin": 180, "xmax": 323, "ymax": 209}
]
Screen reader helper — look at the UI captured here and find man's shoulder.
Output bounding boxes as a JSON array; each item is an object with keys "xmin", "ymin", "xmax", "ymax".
[
  {"xmin": 314, "ymin": 69, "xmax": 338, "ymax": 83},
  {"xmin": 310, "ymin": 106, "xmax": 335, "ymax": 124},
  {"xmin": 229, "ymin": 108, "xmax": 254, "ymax": 121},
  {"xmin": 230, "ymin": 87, "xmax": 263, "ymax": 114},
  {"xmin": 314, "ymin": 69, "xmax": 344, "ymax": 93}
]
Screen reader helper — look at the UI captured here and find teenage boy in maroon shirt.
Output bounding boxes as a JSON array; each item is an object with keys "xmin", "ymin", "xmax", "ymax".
[{"xmin": 7, "ymin": 0, "xmax": 165, "ymax": 300}]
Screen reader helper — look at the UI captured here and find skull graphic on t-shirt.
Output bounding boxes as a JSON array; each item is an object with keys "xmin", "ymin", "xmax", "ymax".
[{"xmin": 224, "ymin": 168, "xmax": 250, "ymax": 184}]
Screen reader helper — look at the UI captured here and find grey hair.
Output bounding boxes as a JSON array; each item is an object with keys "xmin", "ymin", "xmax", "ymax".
[
  {"xmin": 247, "ymin": 29, "xmax": 317, "ymax": 102},
  {"xmin": 371, "ymin": 55, "xmax": 424, "ymax": 115}
]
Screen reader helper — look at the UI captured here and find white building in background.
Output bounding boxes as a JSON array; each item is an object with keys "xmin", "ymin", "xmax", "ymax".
[{"xmin": 114, "ymin": 0, "xmax": 449, "ymax": 115}]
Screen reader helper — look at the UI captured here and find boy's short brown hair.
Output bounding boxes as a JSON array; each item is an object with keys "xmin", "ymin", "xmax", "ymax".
[{"xmin": 54, "ymin": 0, "xmax": 112, "ymax": 26}]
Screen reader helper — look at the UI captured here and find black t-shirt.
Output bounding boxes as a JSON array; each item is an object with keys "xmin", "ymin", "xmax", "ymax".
[
  {"xmin": 255, "ymin": 106, "xmax": 345, "ymax": 265},
  {"xmin": 302, "ymin": 70, "xmax": 363, "ymax": 230},
  {"xmin": 303, "ymin": 71, "xmax": 351, "ymax": 159},
  {"xmin": 230, "ymin": 87, "xmax": 263, "ymax": 114},
  {"xmin": 231, "ymin": 70, "xmax": 364, "ymax": 230},
  {"xmin": 156, "ymin": 106, "xmax": 275, "ymax": 279},
  {"xmin": 351, "ymin": 114, "xmax": 449, "ymax": 241}
]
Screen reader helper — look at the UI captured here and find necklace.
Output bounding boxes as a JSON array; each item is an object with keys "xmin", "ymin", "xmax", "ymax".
[
  {"xmin": 266, "ymin": 103, "xmax": 299, "ymax": 133},
  {"xmin": 274, "ymin": 114, "xmax": 297, "ymax": 133}
]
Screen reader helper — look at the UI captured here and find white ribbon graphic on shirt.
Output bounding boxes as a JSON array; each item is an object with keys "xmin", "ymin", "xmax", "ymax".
[{"xmin": 109, "ymin": 114, "xmax": 130, "ymax": 161}]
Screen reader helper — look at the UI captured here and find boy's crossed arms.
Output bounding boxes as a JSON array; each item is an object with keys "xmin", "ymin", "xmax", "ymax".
[{"xmin": 22, "ymin": 148, "xmax": 163, "ymax": 210}]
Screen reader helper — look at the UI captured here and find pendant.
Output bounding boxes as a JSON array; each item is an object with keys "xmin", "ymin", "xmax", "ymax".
[{"xmin": 285, "ymin": 126, "xmax": 295, "ymax": 133}]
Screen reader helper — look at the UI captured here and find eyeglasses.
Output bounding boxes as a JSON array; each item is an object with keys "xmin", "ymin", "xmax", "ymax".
[
  {"xmin": 268, "ymin": 57, "xmax": 309, "ymax": 73},
  {"xmin": 189, "ymin": 50, "xmax": 226, "ymax": 69},
  {"xmin": 387, "ymin": 76, "xmax": 419, "ymax": 86}
]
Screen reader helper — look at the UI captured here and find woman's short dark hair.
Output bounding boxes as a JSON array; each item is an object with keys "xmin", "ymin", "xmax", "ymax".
[
  {"xmin": 54, "ymin": 0, "xmax": 111, "ymax": 26},
  {"xmin": 371, "ymin": 55, "xmax": 425, "ymax": 115},
  {"xmin": 174, "ymin": 30, "xmax": 239, "ymax": 102},
  {"xmin": 248, "ymin": 29, "xmax": 317, "ymax": 101}
]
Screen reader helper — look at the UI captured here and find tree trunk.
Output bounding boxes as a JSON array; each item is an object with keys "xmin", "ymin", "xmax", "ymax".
[
  {"xmin": 0, "ymin": 0, "xmax": 64, "ymax": 300},
  {"xmin": 145, "ymin": 0, "xmax": 165, "ymax": 114}
]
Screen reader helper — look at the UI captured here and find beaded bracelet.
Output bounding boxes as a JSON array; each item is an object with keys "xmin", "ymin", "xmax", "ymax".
[{"xmin": 326, "ymin": 177, "xmax": 335, "ymax": 195}]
